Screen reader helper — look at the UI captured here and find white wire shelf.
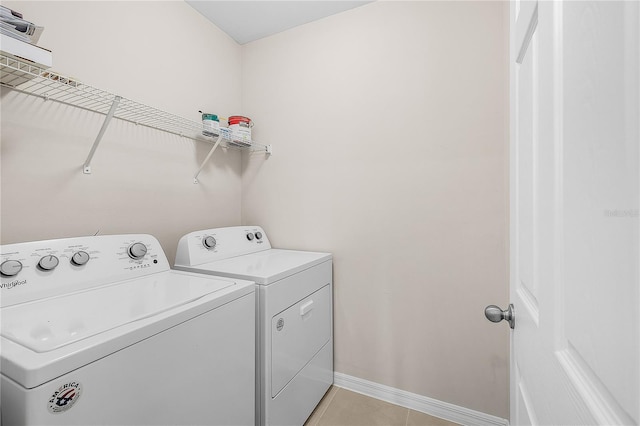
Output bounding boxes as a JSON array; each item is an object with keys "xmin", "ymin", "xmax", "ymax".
[{"xmin": 0, "ymin": 53, "xmax": 271, "ymax": 182}]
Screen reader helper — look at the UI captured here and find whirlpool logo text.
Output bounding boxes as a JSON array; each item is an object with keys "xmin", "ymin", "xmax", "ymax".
[{"xmin": 0, "ymin": 279, "xmax": 27, "ymax": 289}]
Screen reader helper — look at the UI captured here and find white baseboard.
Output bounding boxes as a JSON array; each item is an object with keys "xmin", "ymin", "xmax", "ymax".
[{"xmin": 333, "ymin": 372, "xmax": 509, "ymax": 426}]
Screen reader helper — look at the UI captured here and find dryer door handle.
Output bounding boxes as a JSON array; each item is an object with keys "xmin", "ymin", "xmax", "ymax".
[{"xmin": 300, "ymin": 300, "xmax": 314, "ymax": 316}]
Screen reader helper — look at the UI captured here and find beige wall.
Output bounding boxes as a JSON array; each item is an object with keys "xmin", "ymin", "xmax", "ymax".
[
  {"xmin": 1, "ymin": 1, "xmax": 243, "ymax": 262},
  {"xmin": 241, "ymin": 1, "xmax": 510, "ymax": 418}
]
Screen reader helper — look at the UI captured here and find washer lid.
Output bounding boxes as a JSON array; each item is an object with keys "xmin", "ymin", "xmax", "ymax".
[
  {"xmin": 0, "ymin": 270, "xmax": 254, "ymax": 388},
  {"xmin": 180, "ymin": 249, "xmax": 332, "ymax": 285}
]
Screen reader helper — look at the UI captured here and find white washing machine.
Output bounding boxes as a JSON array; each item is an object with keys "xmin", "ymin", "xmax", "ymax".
[
  {"xmin": 0, "ymin": 234, "xmax": 255, "ymax": 426},
  {"xmin": 175, "ymin": 226, "xmax": 333, "ymax": 426}
]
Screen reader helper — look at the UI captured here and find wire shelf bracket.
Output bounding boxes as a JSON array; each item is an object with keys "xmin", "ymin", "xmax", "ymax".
[
  {"xmin": 193, "ymin": 135, "xmax": 223, "ymax": 184},
  {"xmin": 83, "ymin": 95, "xmax": 121, "ymax": 174}
]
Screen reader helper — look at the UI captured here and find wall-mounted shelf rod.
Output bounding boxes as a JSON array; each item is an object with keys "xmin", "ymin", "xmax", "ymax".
[{"xmin": 1, "ymin": 53, "xmax": 273, "ymax": 181}]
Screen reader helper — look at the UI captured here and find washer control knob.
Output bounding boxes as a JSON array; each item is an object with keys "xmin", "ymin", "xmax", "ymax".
[
  {"xmin": 128, "ymin": 242, "xmax": 148, "ymax": 260},
  {"xmin": 203, "ymin": 236, "xmax": 217, "ymax": 250},
  {"xmin": 255, "ymin": 231, "xmax": 263, "ymax": 240},
  {"xmin": 71, "ymin": 251, "xmax": 90, "ymax": 266},
  {"xmin": 38, "ymin": 255, "xmax": 59, "ymax": 271},
  {"xmin": 0, "ymin": 260, "xmax": 23, "ymax": 277},
  {"xmin": 246, "ymin": 233, "xmax": 255, "ymax": 241}
]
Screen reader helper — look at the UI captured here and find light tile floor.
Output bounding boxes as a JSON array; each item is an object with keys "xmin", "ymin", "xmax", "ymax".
[{"xmin": 304, "ymin": 387, "xmax": 460, "ymax": 426}]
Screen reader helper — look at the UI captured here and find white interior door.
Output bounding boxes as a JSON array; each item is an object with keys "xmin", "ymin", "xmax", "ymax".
[{"xmin": 509, "ymin": 0, "xmax": 639, "ymax": 424}]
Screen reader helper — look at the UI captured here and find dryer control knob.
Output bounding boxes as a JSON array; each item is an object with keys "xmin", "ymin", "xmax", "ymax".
[
  {"xmin": 255, "ymin": 232, "xmax": 263, "ymax": 240},
  {"xmin": 246, "ymin": 233, "xmax": 255, "ymax": 241},
  {"xmin": 0, "ymin": 259, "xmax": 23, "ymax": 277},
  {"xmin": 38, "ymin": 255, "xmax": 59, "ymax": 271},
  {"xmin": 203, "ymin": 236, "xmax": 217, "ymax": 250},
  {"xmin": 128, "ymin": 242, "xmax": 148, "ymax": 260},
  {"xmin": 71, "ymin": 251, "xmax": 90, "ymax": 266}
]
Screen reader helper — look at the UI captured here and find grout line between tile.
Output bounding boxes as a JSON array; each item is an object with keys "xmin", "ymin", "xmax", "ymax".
[
  {"xmin": 404, "ymin": 407, "xmax": 410, "ymax": 426},
  {"xmin": 314, "ymin": 386, "xmax": 340, "ymax": 425}
]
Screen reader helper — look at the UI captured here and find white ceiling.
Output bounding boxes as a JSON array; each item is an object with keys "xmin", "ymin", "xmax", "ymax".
[{"xmin": 186, "ymin": 1, "xmax": 374, "ymax": 45}]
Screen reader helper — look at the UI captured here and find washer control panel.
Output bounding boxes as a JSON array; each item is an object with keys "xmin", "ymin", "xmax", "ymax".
[
  {"xmin": 0, "ymin": 234, "xmax": 170, "ymax": 308},
  {"xmin": 175, "ymin": 226, "xmax": 271, "ymax": 267}
]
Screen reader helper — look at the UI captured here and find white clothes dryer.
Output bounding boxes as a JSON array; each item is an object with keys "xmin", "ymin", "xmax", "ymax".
[
  {"xmin": 175, "ymin": 226, "xmax": 333, "ymax": 426},
  {"xmin": 0, "ymin": 234, "xmax": 255, "ymax": 426}
]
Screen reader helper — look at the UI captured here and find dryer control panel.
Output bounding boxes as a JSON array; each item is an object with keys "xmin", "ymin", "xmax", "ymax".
[
  {"xmin": 175, "ymin": 226, "xmax": 271, "ymax": 267},
  {"xmin": 0, "ymin": 234, "xmax": 170, "ymax": 307}
]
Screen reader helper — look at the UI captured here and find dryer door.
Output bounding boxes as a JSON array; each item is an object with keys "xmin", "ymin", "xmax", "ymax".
[{"xmin": 271, "ymin": 284, "xmax": 332, "ymax": 397}]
